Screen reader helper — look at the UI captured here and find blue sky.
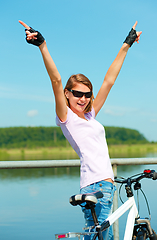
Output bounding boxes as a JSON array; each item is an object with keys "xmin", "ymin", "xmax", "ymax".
[{"xmin": 0, "ymin": 0, "xmax": 157, "ymax": 141}]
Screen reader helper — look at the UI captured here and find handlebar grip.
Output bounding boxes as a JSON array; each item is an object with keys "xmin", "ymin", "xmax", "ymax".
[{"xmin": 153, "ymin": 172, "xmax": 157, "ymax": 180}]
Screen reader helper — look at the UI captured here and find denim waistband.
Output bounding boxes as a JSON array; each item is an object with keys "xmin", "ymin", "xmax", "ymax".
[{"xmin": 81, "ymin": 179, "xmax": 116, "ymax": 191}]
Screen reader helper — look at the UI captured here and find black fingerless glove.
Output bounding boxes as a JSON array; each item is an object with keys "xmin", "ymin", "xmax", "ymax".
[
  {"xmin": 123, "ymin": 28, "xmax": 137, "ymax": 47},
  {"xmin": 25, "ymin": 27, "xmax": 45, "ymax": 46}
]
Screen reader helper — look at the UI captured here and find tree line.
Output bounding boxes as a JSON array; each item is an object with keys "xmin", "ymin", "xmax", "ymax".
[{"xmin": 0, "ymin": 126, "xmax": 148, "ymax": 149}]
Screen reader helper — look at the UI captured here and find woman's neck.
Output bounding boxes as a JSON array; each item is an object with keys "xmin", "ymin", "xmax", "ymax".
[{"xmin": 70, "ymin": 107, "xmax": 86, "ymax": 120}]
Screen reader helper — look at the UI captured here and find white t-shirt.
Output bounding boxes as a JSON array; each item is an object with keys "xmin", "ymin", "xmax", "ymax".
[{"xmin": 56, "ymin": 107, "xmax": 114, "ymax": 189}]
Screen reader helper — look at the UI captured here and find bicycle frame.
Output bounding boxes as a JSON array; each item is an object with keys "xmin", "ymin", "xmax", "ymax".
[
  {"xmin": 55, "ymin": 196, "xmax": 154, "ymax": 240},
  {"xmin": 106, "ymin": 196, "xmax": 138, "ymax": 240},
  {"xmin": 55, "ymin": 170, "xmax": 157, "ymax": 240},
  {"xmin": 55, "ymin": 195, "xmax": 139, "ymax": 240}
]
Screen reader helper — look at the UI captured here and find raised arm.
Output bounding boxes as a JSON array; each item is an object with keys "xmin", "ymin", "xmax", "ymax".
[
  {"xmin": 38, "ymin": 42, "xmax": 67, "ymax": 122},
  {"xmin": 93, "ymin": 21, "xmax": 142, "ymax": 116},
  {"xmin": 19, "ymin": 20, "xmax": 67, "ymax": 122}
]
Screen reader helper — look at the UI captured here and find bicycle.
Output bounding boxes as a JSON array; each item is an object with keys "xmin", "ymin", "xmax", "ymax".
[{"xmin": 55, "ymin": 169, "xmax": 157, "ymax": 240}]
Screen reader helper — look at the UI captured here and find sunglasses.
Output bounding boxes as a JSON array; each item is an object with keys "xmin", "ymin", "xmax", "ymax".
[{"xmin": 67, "ymin": 89, "xmax": 92, "ymax": 98}]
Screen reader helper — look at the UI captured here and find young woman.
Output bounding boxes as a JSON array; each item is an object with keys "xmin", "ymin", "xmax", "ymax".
[{"xmin": 19, "ymin": 20, "xmax": 142, "ymax": 240}]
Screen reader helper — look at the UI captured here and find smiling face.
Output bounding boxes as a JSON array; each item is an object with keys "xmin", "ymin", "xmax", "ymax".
[
  {"xmin": 64, "ymin": 74, "xmax": 94, "ymax": 117},
  {"xmin": 65, "ymin": 83, "xmax": 91, "ymax": 117}
]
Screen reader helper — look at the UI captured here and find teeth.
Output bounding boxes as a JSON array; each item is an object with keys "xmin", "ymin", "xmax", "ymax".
[{"xmin": 78, "ymin": 103, "xmax": 85, "ymax": 106}]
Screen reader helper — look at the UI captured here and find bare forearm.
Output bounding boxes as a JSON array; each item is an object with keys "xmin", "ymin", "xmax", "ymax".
[
  {"xmin": 104, "ymin": 43, "xmax": 130, "ymax": 85},
  {"xmin": 39, "ymin": 41, "xmax": 61, "ymax": 82},
  {"xmin": 39, "ymin": 41, "xmax": 67, "ymax": 121}
]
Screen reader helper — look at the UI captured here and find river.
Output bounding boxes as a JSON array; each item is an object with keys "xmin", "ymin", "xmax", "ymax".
[{"xmin": 0, "ymin": 157, "xmax": 157, "ymax": 239}]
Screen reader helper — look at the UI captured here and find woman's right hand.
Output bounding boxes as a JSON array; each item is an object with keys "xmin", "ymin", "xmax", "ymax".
[
  {"xmin": 19, "ymin": 20, "xmax": 45, "ymax": 46},
  {"xmin": 19, "ymin": 20, "xmax": 67, "ymax": 121}
]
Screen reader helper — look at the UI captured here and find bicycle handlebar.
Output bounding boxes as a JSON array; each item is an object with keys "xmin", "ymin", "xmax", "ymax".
[
  {"xmin": 152, "ymin": 171, "xmax": 157, "ymax": 180},
  {"xmin": 115, "ymin": 169, "xmax": 157, "ymax": 184}
]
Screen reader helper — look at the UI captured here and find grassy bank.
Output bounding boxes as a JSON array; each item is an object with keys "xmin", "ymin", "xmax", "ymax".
[
  {"xmin": 0, "ymin": 143, "xmax": 157, "ymax": 161},
  {"xmin": 0, "ymin": 147, "xmax": 78, "ymax": 161},
  {"xmin": 108, "ymin": 143, "xmax": 157, "ymax": 158}
]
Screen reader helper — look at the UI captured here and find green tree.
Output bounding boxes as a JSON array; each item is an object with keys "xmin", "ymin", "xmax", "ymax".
[{"xmin": 0, "ymin": 126, "xmax": 149, "ymax": 149}]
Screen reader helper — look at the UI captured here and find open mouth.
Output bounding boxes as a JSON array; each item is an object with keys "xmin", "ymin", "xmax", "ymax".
[{"xmin": 77, "ymin": 103, "xmax": 86, "ymax": 106}]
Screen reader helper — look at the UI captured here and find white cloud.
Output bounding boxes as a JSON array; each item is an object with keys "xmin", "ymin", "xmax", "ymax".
[
  {"xmin": 104, "ymin": 105, "xmax": 137, "ymax": 116},
  {"xmin": 27, "ymin": 110, "xmax": 38, "ymax": 117},
  {"xmin": 139, "ymin": 111, "xmax": 157, "ymax": 122},
  {"xmin": 0, "ymin": 85, "xmax": 54, "ymax": 103},
  {"xmin": 150, "ymin": 119, "xmax": 157, "ymax": 123},
  {"xmin": 0, "ymin": 86, "xmax": 12, "ymax": 91},
  {"xmin": 1, "ymin": 92, "xmax": 54, "ymax": 103}
]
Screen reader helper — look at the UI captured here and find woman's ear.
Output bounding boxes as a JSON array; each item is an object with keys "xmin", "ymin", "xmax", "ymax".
[{"xmin": 64, "ymin": 89, "xmax": 69, "ymax": 99}]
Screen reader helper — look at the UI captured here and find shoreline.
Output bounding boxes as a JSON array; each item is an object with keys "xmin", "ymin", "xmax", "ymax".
[{"xmin": 0, "ymin": 143, "xmax": 157, "ymax": 161}]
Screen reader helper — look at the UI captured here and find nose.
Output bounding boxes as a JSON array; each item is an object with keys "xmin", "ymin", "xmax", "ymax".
[{"xmin": 80, "ymin": 95, "xmax": 86, "ymax": 101}]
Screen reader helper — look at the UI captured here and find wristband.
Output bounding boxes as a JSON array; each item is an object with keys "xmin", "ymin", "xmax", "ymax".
[
  {"xmin": 25, "ymin": 27, "xmax": 45, "ymax": 46},
  {"xmin": 123, "ymin": 28, "xmax": 137, "ymax": 47}
]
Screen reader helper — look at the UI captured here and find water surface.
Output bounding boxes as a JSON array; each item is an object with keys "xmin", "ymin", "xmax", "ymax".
[{"xmin": 0, "ymin": 159, "xmax": 157, "ymax": 239}]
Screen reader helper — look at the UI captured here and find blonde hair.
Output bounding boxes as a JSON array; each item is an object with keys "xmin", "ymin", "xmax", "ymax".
[{"xmin": 64, "ymin": 74, "xmax": 94, "ymax": 113}]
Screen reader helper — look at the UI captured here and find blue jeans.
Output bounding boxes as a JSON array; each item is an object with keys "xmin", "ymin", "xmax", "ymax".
[{"xmin": 80, "ymin": 180, "xmax": 116, "ymax": 240}]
